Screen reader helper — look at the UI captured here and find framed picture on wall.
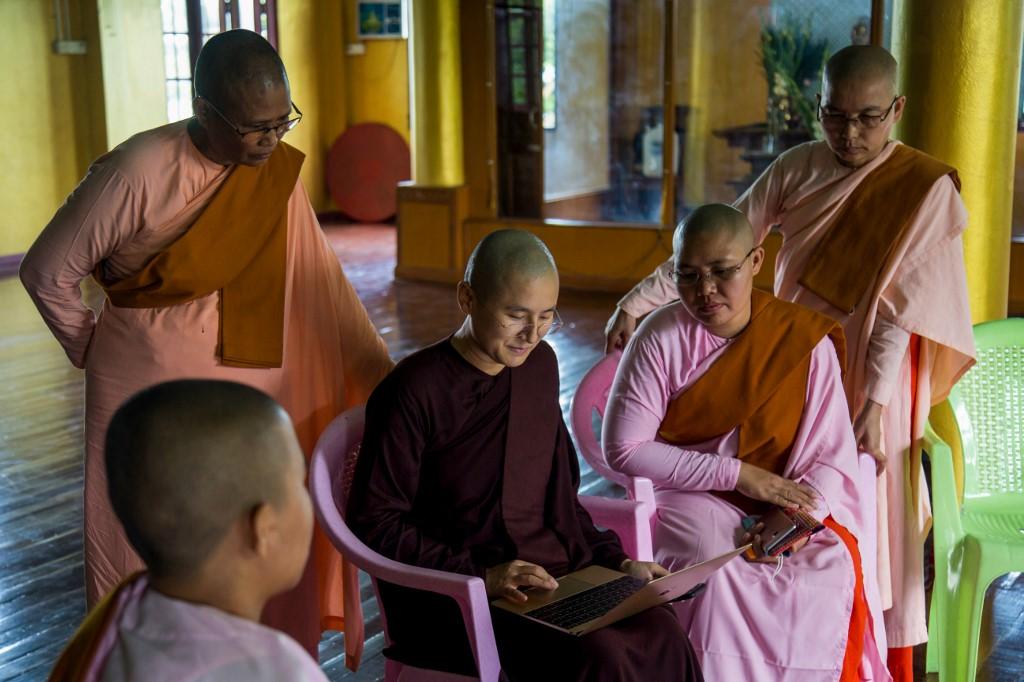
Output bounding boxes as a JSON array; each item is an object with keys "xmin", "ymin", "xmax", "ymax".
[{"xmin": 357, "ymin": 1, "xmax": 407, "ymax": 40}]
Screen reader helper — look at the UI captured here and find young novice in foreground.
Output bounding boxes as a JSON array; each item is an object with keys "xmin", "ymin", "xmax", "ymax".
[{"xmin": 50, "ymin": 380, "xmax": 327, "ymax": 681}]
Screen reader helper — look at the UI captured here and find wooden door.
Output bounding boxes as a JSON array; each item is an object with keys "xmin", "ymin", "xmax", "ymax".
[{"xmin": 495, "ymin": 1, "xmax": 544, "ymax": 218}]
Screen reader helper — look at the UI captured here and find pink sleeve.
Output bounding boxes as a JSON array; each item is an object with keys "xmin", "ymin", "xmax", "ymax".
[
  {"xmin": 602, "ymin": 316, "xmax": 742, "ymax": 492},
  {"xmin": 19, "ymin": 163, "xmax": 142, "ymax": 368},
  {"xmin": 862, "ymin": 315, "xmax": 911, "ymax": 407},
  {"xmin": 792, "ymin": 338, "xmax": 860, "ymax": 524},
  {"xmin": 617, "ymin": 258, "xmax": 677, "ymax": 319},
  {"xmin": 733, "ymin": 154, "xmax": 785, "ymax": 244}
]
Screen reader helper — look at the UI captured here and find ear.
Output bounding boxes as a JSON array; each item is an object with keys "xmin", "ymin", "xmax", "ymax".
[
  {"xmin": 891, "ymin": 95, "xmax": 907, "ymax": 123},
  {"xmin": 456, "ymin": 281, "xmax": 475, "ymax": 316},
  {"xmin": 193, "ymin": 97, "xmax": 210, "ymax": 127},
  {"xmin": 750, "ymin": 245, "xmax": 766, "ymax": 276},
  {"xmin": 249, "ymin": 502, "xmax": 277, "ymax": 558}
]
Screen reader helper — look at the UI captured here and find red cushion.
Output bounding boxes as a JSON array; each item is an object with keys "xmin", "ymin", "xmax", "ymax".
[{"xmin": 326, "ymin": 123, "xmax": 411, "ymax": 223}]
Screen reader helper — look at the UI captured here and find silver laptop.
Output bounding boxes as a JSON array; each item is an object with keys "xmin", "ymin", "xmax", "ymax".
[{"xmin": 492, "ymin": 545, "xmax": 748, "ymax": 636}]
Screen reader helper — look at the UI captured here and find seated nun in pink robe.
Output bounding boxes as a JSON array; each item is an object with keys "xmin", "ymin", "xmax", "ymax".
[
  {"xmin": 49, "ymin": 380, "xmax": 326, "ymax": 682},
  {"xmin": 603, "ymin": 206, "xmax": 890, "ymax": 681}
]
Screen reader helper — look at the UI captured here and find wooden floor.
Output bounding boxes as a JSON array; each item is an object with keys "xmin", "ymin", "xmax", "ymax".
[{"xmin": 0, "ymin": 224, "xmax": 1020, "ymax": 681}]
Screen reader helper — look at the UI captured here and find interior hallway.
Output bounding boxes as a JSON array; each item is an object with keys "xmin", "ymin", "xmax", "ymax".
[{"xmin": 0, "ymin": 224, "xmax": 1019, "ymax": 681}]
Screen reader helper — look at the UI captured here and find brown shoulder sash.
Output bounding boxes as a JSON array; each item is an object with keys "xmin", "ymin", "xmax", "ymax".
[
  {"xmin": 97, "ymin": 142, "xmax": 304, "ymax": 368},
  {"xmin": 658, "ymin": 290, "xmax": 845, "ymax": 513},
  {"xmin": 798, "ymin": 144, "xmax": 959, "ymax": 314}
]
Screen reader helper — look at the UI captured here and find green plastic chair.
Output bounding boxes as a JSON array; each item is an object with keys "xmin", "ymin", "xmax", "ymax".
[{"xmin": 924, "ymin": 317, "xmax": 1024, "ymax": 681}]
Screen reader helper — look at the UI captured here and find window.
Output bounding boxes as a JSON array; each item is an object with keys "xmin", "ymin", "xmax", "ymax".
[
  {"xmin": 495, "ymin": 0, "xmax": 891, "ymax": 225},
  {"xmin": 541, "ymin": 0, "xmax": 556, "ymax": 129},
  {"xmin": 159, "ymin": 0, "xmax": 278, "ymax": 122}
]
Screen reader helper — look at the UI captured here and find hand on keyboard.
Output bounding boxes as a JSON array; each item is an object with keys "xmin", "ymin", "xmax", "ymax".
[{"xmin": 486, "ymin": 560, "xmax": 559, "ymax": 603}]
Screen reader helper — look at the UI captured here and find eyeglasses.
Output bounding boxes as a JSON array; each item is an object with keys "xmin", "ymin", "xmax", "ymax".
[
  {"xmin": 199, "ymin": 96, "xmax": 302, "ymax": 143},
  {"xmin": 672, "ymin": 247, "xmax": 757, "ymax": 288},
  {"xmin": 817, "ymin": 95, "xmax": 899, "ymax": 131},
  {"xmin": 494, "ymin": 309, "xmax": 564, "ymax": 337}
]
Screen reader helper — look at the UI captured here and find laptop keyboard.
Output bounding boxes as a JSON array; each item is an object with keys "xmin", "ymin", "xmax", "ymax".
[{"xmin": 527, "ymin": 575, "xmax": 648, "ymax": 630}]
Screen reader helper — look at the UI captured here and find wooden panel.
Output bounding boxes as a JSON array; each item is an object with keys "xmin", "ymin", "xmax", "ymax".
[
  {"xmin": 459, "ymin": 0, "xmax": 498, "ymax": 218},
  {"xmin": 543, "ymin": 192, "xmax": 605, "ymax": 221},
  {"xmin": 398, "ymin": 203, "xmax": 452, "ymax": 270},
  {"xmin": 1010, "ymin": 239, "xmax": 1024, "ymax": 316}
]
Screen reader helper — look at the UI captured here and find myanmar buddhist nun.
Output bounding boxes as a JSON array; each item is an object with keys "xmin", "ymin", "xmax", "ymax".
[
  {"xmin": 602, "ymin": 45, "xmax": 975, "ymax": 681},
  {"xmin": 19, "ymin": 29, "xmax": 393, "ymax": 659},
  {"xmin": 604, "ymin": 205, "xmax": 889, "ymax": 681},
  {"xmin": 50, "ymin": 381, "xmax": 326, "ymax": 681},
  {"xmin": 346, "ymin": 229, "xmax": 703, "ymax": 681}
]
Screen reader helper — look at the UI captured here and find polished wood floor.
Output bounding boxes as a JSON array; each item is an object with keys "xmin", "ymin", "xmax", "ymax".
[{"xmin": 0, "ymin": 224, "xmax": 1020, "ymax": 681}]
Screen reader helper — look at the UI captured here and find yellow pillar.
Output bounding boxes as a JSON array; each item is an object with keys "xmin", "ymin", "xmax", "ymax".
[
  {"xmin": 893, "ymin": 0, "xmax": 1024, "ymax": 323},
  {"xmin": 894, "ymin": 0, "xmax": 1024, "ymax": 499},
  {"xmin": 408, "ymin": 0, "xmax": 464, "ymax": 186}
]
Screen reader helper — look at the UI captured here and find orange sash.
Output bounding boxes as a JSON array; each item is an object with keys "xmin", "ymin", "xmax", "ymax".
[
  {"xmin": 49, "ymin": 572, "xmax": 147, "ymax": 681},
  {"xmin": 798, "ymin": 144, "xmax": 960, "ymax": 314},
  {"xmin": 96, "ymin": 143, "xmax": 304, "ymax": 368},
  {"xmin": 657, "ymin": 290, "xmax": 845, "ymax": 513}
]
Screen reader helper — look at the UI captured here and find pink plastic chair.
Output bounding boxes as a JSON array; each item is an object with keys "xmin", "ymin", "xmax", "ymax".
[
  {"xmin": 570, "ymin": 350, "xmax": 657, "ymax": 562},
  {"xmin": 310, "ymin": 405, "xmax": 652, "ymax": 681}
]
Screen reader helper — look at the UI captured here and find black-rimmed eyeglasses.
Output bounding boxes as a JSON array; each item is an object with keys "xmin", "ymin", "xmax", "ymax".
[
  {"xmin": 198, "ymin": 96, "xmax": 302, "ymax": 143},
  {"xmin": 817, "ymin": 95, "xmax": 899, "ymax": 131}
]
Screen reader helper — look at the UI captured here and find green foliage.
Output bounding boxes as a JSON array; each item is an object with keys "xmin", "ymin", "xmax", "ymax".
[{"xmin": 760, "ymin": 17, "xmax": 830, "ymax": 138}]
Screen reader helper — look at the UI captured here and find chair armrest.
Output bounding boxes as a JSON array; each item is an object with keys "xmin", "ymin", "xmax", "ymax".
[
  {"xmin": 580, "ymin": 494, "xmax": 656, "ymax": 562},
  {"xmin": 923, "ymin": 422, "xmax": 965, "ymax": 555},
  {"xmin": 350, "ymin": 546, "xmax": 501, "ymax": 681}
]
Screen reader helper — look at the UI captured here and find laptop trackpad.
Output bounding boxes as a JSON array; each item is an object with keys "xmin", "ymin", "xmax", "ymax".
[{"xmin": 493, "ymin": 566, "xmax": 623, "ymax": 615}]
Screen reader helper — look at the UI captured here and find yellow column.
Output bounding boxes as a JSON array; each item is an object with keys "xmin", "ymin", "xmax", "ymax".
[
  {"xmin": 893, "ymin": 0, "xmax": 1024, "ymax": 322},
  {"xmin": 894, "ymin": 0, "xmax": 1024, "ymax": 498},
  {"xmin": 408, "ymin": 0, "xmax": 464, "ymax": 186}
]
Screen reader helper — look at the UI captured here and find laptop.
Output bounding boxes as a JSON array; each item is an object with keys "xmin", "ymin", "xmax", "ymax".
[{"xmin": 492, "ymin": 545, "xmax": 749, "ymax": 636}]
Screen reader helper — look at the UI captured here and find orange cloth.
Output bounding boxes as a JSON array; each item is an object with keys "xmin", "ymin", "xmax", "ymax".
[
  {"xmin": 882, "ymin": 337, "xmax": 920, "ymax": 682},
  {"xmin": 98, "ymin": 142, "xmax": 304, "ymax": 369},
  {"xmin": 886, "ymin": 646, "xmax": 914, "ymax": 682},
  {"xmin": 657, "ymin": 289, "xmax": 845, "ymax": 513},
  {"xmin": 799, "ymin": 145, "xmax": 959, "ymax": 315},
  {"xmin": 826, "ymin": 518, "xmax": 869, "ymax": 682},
  {"xmin": 49, "ymin": 573, "xmax": 145, "ymax": 682}
]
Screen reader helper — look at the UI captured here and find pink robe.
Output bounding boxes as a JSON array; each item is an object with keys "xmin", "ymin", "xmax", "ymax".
[
  {"xmin": 617, "ymin": 140, "xmax": 976, "ymax": 646},
  {"xmin": 20, "ymin": 121, "xmax": 393, "ymax": 655},
  {"xmin": 98, "ymin": 578, "xmax": 328, "ymax": 682},
  {"xmin": 603, "ymin": 301, "xmax": 889, "ymax": 681}
]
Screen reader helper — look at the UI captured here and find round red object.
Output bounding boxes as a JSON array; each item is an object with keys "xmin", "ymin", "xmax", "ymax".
[{"xmin": 326, "ymin": 123, "xmax": 411, "ymax": 223}]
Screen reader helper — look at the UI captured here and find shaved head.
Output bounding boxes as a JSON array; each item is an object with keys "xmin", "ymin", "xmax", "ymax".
[
  {"xmin": 673, "ymin": 204, "xmax": 754, "ymax": 257},
  {"xmin": 464, "ymin": 229, "xmax": 557, "ymax": 303},
  {"xmin": 823, "ymin": 45, "xmax": 898, "ymax": 96},
  {"xmin": 106, "ymin": 380, "xmax": 297, "ymax": 579},
  {"xmin": 193, "ymin": 29, "xmax": 288, "ymax": 106},
  {"xmin": 672, "ymin": 204, "xmax": 763, "ymax": 338}
]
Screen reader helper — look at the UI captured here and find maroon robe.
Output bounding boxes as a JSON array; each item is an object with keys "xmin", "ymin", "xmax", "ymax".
[{"xmin": 347, "ymin": 339, "xmax": 702, "ymax": 681}]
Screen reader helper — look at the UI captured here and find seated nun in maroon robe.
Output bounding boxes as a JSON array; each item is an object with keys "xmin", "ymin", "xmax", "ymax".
[{"xmin": 346, "ymin": 229, "xmax": 703, "ymax": 681}]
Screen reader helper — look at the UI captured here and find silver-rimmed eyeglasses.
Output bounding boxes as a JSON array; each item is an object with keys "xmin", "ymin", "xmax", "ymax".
[
  {"xmin": 495, "ymin": 309, "xmax": 564, "ymax": 337},
  {"xmin": 672, "ymin": 247, "xmax": 757, "ymax": 288}
]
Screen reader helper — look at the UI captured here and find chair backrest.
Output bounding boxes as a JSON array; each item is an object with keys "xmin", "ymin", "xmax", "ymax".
[
  {"xmin": 310, "ymin": 406, "xmax": 502, "ymax": 681},
  {"xmin": 948, "ymin": 318, "xmax": 1024, "ymax": 501},
  {"xmin": 309, "ymin": 405, "xmax": 376, "ymax": 565},
  {"xmin": 570, "ymin": 350, "xmax": 655, "ymax": 503}
]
